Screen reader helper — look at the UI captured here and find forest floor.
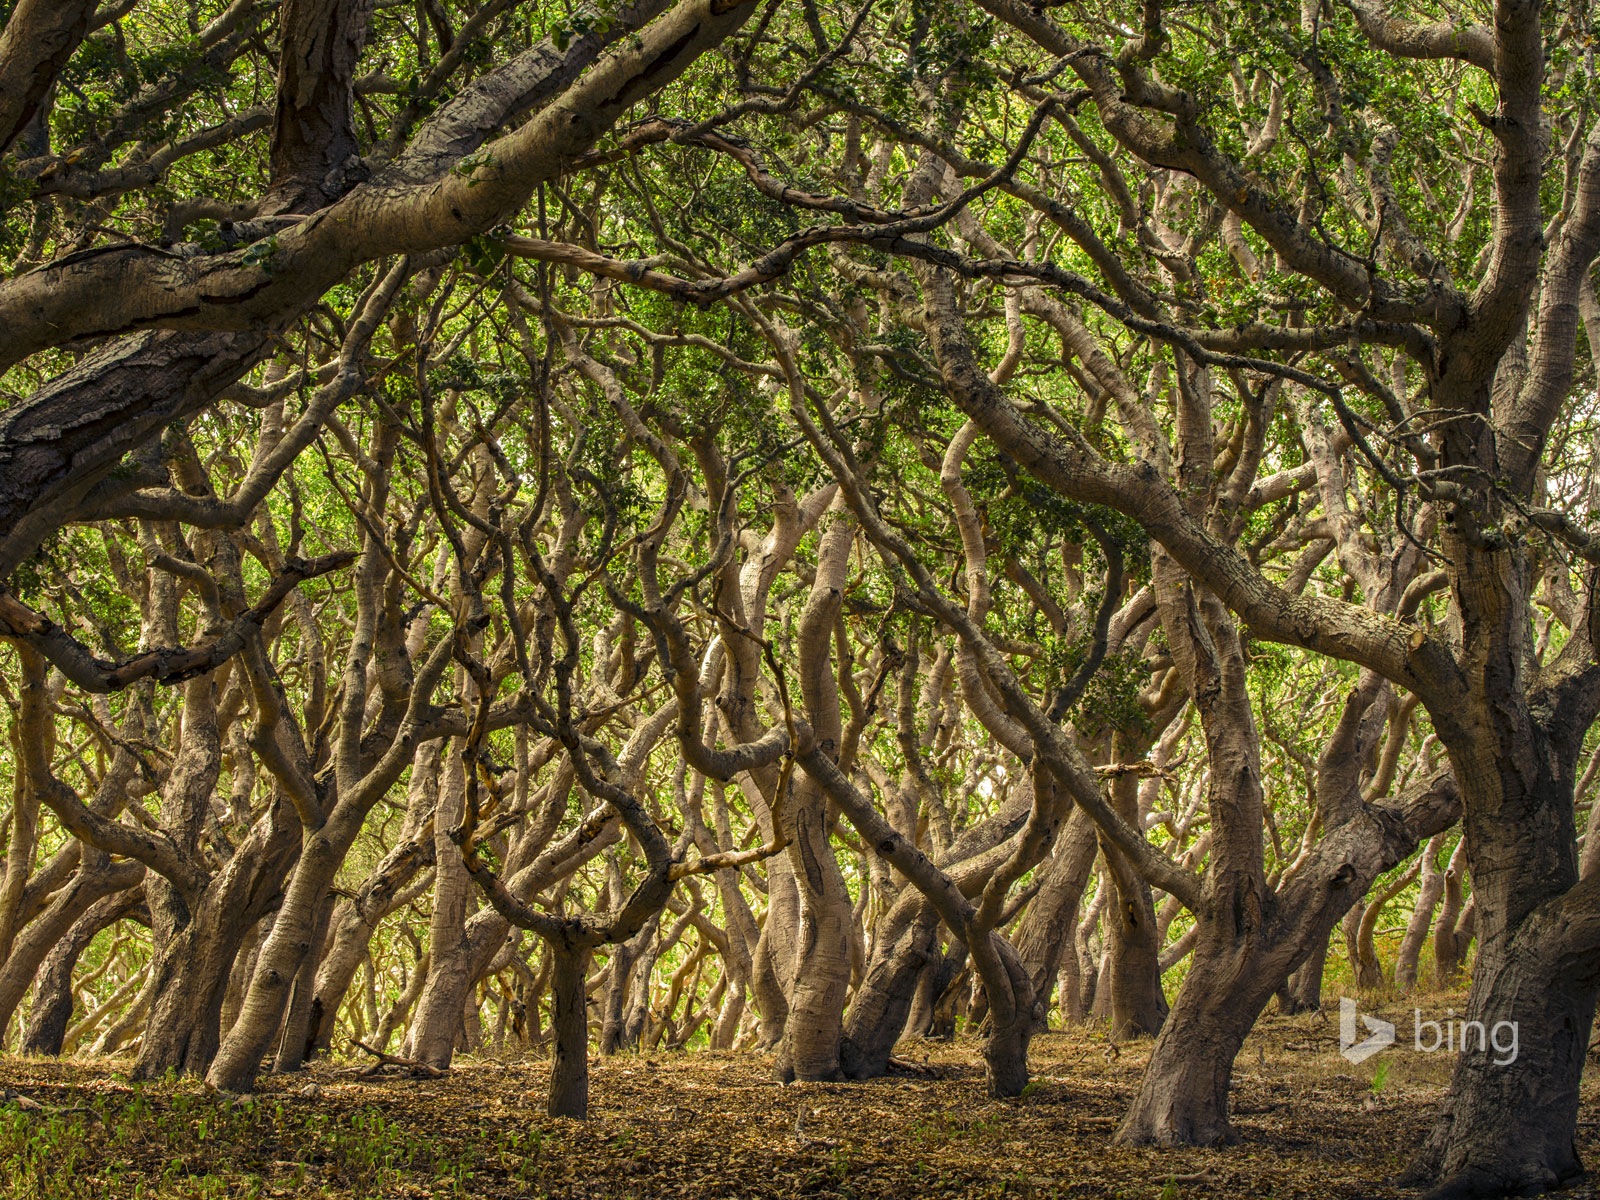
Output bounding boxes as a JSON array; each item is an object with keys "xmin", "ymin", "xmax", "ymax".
[{"xmin": 1, "ymin": 998, "xmax": 1597, "ymax": 1199}]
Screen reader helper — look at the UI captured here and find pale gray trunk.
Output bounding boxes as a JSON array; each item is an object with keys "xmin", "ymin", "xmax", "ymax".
[
  {"xmin": 1432, "ymin": 839, "xmax": 1472, "ymax": 984},
  {"xmin": 408, "ymin": 741, "xmax": 481, "ymax": 1069},
  {"xmin": 773, "ymin": 514, "xmax": 855, "ymax": 1082},
  {"xmin": 1395, "ymin": 833, "xmax": 1448, "ymax": 991},
  {"xmin": 372, "ymin": 949, "xmax": 429, "ymax": 1053},
  {"xmin": 272, "ymin": 886, "xmax": 334, "ymax": 1072},
  {"xmin": 772, "ymin": 802, "xmax": 854, "ymax": 1082},
  {"xmin": 308, "ymin": 765, "xmax": 437, "ymax": 1056}
]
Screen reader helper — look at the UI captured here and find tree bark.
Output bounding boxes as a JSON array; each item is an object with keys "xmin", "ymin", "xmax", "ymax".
[
  {"xmin": 19, "ymin": 886, "xmax": 144, "ymax": 1056},
  {"xmin": 0, "ymin": 860, "xmax": 144, "ymax": 1045},
  {"xmin": 0, "ymin": 0, "xmax": 97, "ymax": 155},
  {"xmin": 1406, "ymin": 690, "xmax": 1600, "ymax": 1196},
  {"xmin": 1432, "ymin": 839, "xmax": 1471, "ymax": 984},
  {"xmin": 135, "ymin": 795, "xmax": 298, "ymax": 1079},
  {"xmin": 308, "ymin": 841, "xmax": 433, "ymax": 1055},
  {"xmin": 1395, "ymin": 833, "xmax": 1447, "ymax": 991},
  {"xmin": 272, "ymin": 886, "xmax": 334, "ymax": 1072},
  {"xmin": 1117, "ymin": 914, "xmax": 1262, "ymax": 1146},
  {"xmin": 774, "ymin": 514, "xmax": 855, "ymax": 1083},
  {"xmin": 1277, "ymin": 935, "xmax": 1328, "ymax": 1014},
  {"xmin": 267, "ymin": 0, "xmax": 377, "ymax": 210},
  {"xmin": 772, "ymin": 802, "xmax": 854, "ymax": 1082},
  {"xmin": 1012, "ymin": 806, "xmax": 1098, "ymax": 1028},
  {"xmin": 1407, "ymin": 889, "xmax": 1598, "ymax": 1197},
  {"xmin": 840, "ymin": 895, "xmax": 938, "ymax": 1078},
  {"xmin": 547, "ymin": 941, "xmax": 594, "ymax": 1119},
  {"xmin": 408, "ymin": 742, "xmax": 483, "ymax": 1069}
]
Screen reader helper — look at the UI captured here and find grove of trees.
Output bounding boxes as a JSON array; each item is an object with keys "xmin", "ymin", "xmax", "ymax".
[{"xmin": 1, "ymin": 0, "xmax": 1598, "ymax": 1196}]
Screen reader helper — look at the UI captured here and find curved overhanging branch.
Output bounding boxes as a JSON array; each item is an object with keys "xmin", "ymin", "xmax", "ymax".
[
  {"xmin": 0, "ymin": 0, "xmax": 765, "ymax": 369},
  {"xmin": 0, "ymin": 551, "xmax": 356, "ymax": 694},
  {"xmin": 1342, "ymin": 0, "xmax": 1494, "ymax": 71},
  {"xmin": 0, "ymin": 0, "xmax": 684, "ymax": 579},
  {"xmin": 913, "ymin": 267, "xmax": 1464, "ymax": 709},
  {"xmin": 0, "ymin": 0, "xmax": 98, "ymax": 156}
]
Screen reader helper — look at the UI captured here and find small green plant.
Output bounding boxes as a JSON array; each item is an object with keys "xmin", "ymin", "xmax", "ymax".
[
  {"xmin": 240, "ymin": 235, "xmax": 280, "ymax": 271},
  {"xmin": 828, "ymin": 1145, "xmax": 851, "ymax": 1181},
  {"xmin": 1371, "ymin": 1058, "xmax": 1392, "ymax": 1094}
]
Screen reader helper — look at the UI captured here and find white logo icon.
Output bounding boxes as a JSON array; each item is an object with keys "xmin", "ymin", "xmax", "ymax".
[{"xmin": 1339, "ymin": 997, "xmax": 1395, "ymax": 1063}]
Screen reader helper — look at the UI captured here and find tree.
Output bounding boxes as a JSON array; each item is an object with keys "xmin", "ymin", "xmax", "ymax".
[{"xmin": 0, "ymin": 4, "xmax": 1596, "ymax": 1197}]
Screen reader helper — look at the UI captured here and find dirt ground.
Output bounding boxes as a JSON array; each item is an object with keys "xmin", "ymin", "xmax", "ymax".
[{"xmin": 1, "ymin": 1003, "xmax": 1597, "ymax": 1199}]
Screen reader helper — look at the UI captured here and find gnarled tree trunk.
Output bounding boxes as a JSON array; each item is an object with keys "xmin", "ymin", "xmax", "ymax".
[
  {"xmin": 840, "ymin": 894, "xmax": 938, "ymax": 1078},
  {"xmin": 19, "ymin": 886, "xmax": 144, "ymax": 1056},
  {"xmin": 1012, "ymin": 806, "xmax": 1098, "ymax": 1028}
]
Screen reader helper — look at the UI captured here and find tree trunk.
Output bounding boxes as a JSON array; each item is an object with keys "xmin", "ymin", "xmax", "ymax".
[
  {"xmin": 1277, "ymin": 935, "xmax": 1327, "ymax": 1014},
  {"xmin": 18, "ymin": 885, "xmax": 143, "ymax": 1056},
  {"xmin": 272, "ymin": 886, "xmax": 334, "ymax": 1072},
  {"xmin": 0, "ymin": 858, "xmax": 143, "ymax": 1041},
  {"xmin": 1099, "ymin": 838, "xmax": 1168, "ymax": 1038},
  {"xmin": 135, "ymin": 896, "xmax": 258, "ymax": 1078},
  {"xmin": 840, "ymin": 896, "xmax": 937, "ymax": 1078},
  {"xmin": 978, "ymin": 937, "xmax": 1038, "ymax": 1098},
  {"xmin": 1395, "ymin": 834, "xmax": 1447, "ymax": 991},
  {"xmin": 1084, "ymin": 726, "xmax": 1168, "ymax": 1039},
  {"xmin": 1012, "ymin": 806, "xmax": 1098, "ymax": 1028},
  {"xmin": 708, "ymin": 975, "xmax": 746, "ymax": 1050},
  {"xmin": 620, "ymin": 921, "xmax": 664, "ymax": 1051},
  {"xmin": 136, "ymin": 799, "xmax": 297, "ymax": 1080},
  {"xmin": 307, "ymin": 860, "xmax": 432, "ymax": 1056},
  {"xmin": 373, "ymin": 949, "xmax": 429, "ymax": 1053},
  {"xmin": 207, "ymin": 819, "xmax": 358, "ymax": 1091},
  {"xmin": 1069, "ymin": 872, "xmax": 1107, "ymax": 1021},
  {"xmin": 221, "ymin": 922, "xmax": 265, "ymax": 1040},
  {"xmin": 408, "ymin": 742, "xmax": 483, "ymax": 1070},
  {"xmin": 904, "ymin": 939, "xmax": 963, "ymax": 1039},
  {"xmin": 1406, "ymin": 724, "xmax": 1598, "ymax": 1197},
  {"xmin": 773, "ymin": 514, "xmax": 854, "ymax": 1082},
  {"xmin": 0, "ymin": 737, "xmax": 42, "ymax": 967},
  {"xmin": 773, "ymin": 802, "xmax": 854, "ymax": 1082},
  {"xmin": 547, "ymin": 941, "xmax": 593, "ymax": 1119},
  {"xmin": 600, "ymin": 917, "xmax": 655, "ymax": 1055},
  {"xmin": 1432, "ymin": 839, "xmax": 1471, "ymax": 984},
  {"xmin": 1406, "ymin": 912, "xmax": 1597, "ymax": 1197},
  {"xmin": 1116, "ymin": 917, "xmax": 1266, "ymax": 1146},
  {"xmin": 308, "ymin": 803, "xmax": 435, "ymax": 1056},
  {"xmin": 1354, "ymin": 858, "xmax": 1419, "ymax": 992}
]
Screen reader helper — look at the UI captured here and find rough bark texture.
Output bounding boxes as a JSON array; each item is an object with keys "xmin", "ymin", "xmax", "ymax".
[
  {"xmin": 268, "ymin": 0, "xmax": 378, "ymax": 210},
  {"xmin": 1012, "ymin": 807, "xmax": 1098, "ymax": 1028},
  {"xmin": 0, "ymin": 0, "xmax": 96, "ymax": 154},
  {"xmin": 839, "ymin": 896, "xmax": 938, "ymax": 1078},
  {"xmin": 547, "ymin": 942, "xmax": 593, "ymax": 1119}
]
